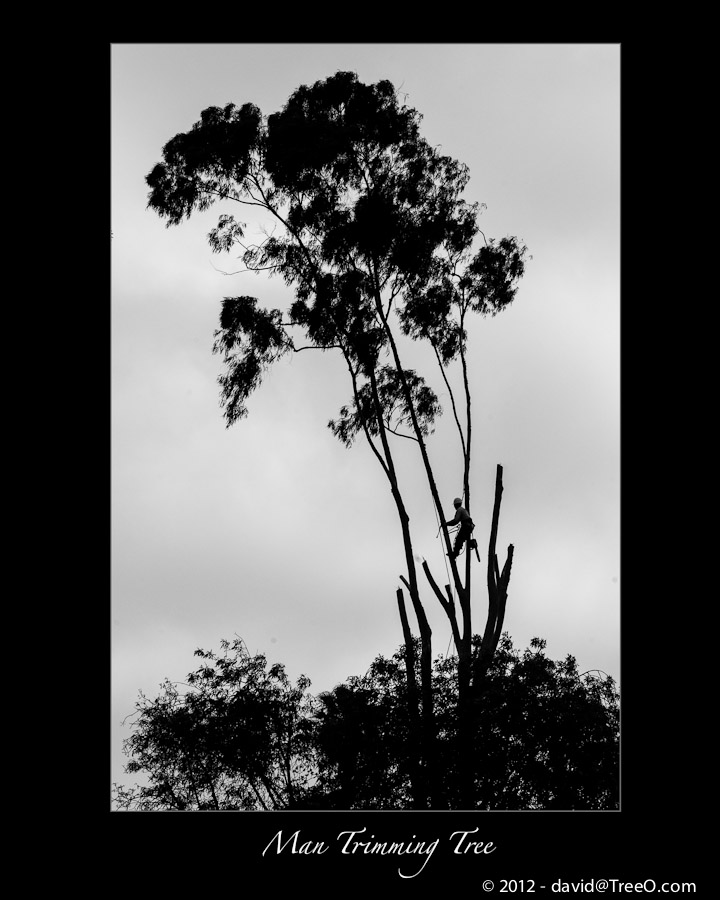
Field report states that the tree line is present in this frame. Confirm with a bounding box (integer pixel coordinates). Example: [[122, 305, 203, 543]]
[[113, 634, 618, 810]]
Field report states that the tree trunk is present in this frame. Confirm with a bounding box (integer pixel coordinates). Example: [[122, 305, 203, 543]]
[[362, 365, 438, 807], [397, 588, 427, 808], [420, 464, 514, 806], [399, 575, 437, 807], [457, 544, 474, 806]]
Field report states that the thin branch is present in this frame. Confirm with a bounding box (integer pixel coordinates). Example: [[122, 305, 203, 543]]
[[431, 341, 467, 458], [209, 260, 280, 276], [420, 560, 461, 651], [244, 175, 324, 286], [384, 423, 419, 442], [291, 343, 342, 353], [248, 777, 270, 811], [457, 302, 472, 507], [197, 185, 269, 210], [345, 358, 389, 479]]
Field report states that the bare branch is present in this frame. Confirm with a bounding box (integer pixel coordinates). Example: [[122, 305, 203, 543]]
[[209, 260, 281, 277], [431, 341, 467, 458], [384, 424, 419, 442], [421, 559, 461, 651], [345, 358, 389, 479], [292, 343, 342, 353]]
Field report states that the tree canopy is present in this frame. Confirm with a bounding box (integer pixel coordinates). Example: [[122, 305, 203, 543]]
[[146, 70, 526, 429], [113, 639, 318, 811], [113, 635, 618, 811]]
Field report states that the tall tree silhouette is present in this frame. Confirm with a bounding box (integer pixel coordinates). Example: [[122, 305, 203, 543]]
[[146, 70, 528, 807]]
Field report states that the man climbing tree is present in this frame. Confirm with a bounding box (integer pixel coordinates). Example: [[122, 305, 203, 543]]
[[146, 70, 528, 807], [445, 497, 475, 560]]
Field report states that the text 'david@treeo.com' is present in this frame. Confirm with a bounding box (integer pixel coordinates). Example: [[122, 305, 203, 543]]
[[478, 880, 696, 894]]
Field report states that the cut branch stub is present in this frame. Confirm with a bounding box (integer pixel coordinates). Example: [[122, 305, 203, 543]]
[[474, 465, 514, 684]]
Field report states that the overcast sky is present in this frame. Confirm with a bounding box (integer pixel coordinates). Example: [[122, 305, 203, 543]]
[[110, 43, 620, 795]]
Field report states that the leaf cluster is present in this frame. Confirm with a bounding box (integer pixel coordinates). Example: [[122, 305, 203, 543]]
[[146, 103, 263, 226], [211, 297, 291, 425]]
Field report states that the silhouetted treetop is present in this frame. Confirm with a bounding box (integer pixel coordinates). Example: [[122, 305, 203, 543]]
[[145, 70, 527, 425], [147, 102, 263, 226]]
